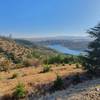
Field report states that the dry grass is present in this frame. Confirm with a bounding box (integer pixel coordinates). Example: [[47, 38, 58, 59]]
[[0, 64, 84, 98]]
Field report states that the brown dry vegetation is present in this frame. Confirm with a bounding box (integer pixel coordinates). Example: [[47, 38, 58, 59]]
[[0, 37, 60, 71], [0, 64, 84, 98], [0, 37, 89, 100]]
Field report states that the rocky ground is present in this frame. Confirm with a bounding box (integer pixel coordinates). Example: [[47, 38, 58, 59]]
[[35, 78, 100, 100]]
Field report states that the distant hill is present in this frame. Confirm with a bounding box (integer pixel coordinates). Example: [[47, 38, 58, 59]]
[[26, 36, 91, 51], [24, 36, 91, 41]]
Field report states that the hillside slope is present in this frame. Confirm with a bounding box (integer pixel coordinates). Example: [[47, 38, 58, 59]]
[[0, 37, 59, 71], [0, 37, 33, 70]]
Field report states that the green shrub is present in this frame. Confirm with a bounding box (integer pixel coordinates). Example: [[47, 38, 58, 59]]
[[53, 75, 63, 90], [44, 55, 64, 64], [44, 54, 79, 65], [13, 83, 26, 99], [43, 64, 51, 73]]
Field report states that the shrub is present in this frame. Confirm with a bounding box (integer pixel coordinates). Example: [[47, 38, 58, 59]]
[[72, 73, 81, 85], [0, 60, 11, 72], [43, 64, 51, 73], [22, 59, 32, 67], [13, 83, 26, 99], [32, 52, 40, 58], [44, 54, 79, 65], [69, 62, 72, 65], [44, 55, 64, 64], [62, 63, 65, 66], [3, 66, 9, 72], [52, 75, 63, 90], [76, 63, 80, 68], [11, 73, 18, 79]]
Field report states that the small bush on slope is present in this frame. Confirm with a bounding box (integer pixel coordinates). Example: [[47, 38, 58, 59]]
[[72, 73, 81, 85], [43, 64, 51, 73], [52, 75, 63, 91], [13, 83, 26, 99], [11, 73, 19, 79], [76, 63, 80, 68]]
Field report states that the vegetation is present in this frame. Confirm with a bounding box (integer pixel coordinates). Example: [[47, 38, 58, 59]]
[[72, 73, 81, 85], [0, 37, 59, 71], [43, 64, 51, 73], [81, 23, 100, 74], [13, 83, 26, 99], [76, 63, 80, 68], [0, 36, 81, 72], [11, 73, 18, 79], [0, 60, 11, 72], [52, 74, 63, 90], [44, 54, 79, 64]]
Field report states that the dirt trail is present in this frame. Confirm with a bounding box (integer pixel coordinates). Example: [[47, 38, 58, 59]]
[[38, 78, 100, 100]]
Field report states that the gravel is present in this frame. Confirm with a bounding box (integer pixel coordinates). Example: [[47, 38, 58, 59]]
[[29, 78, 100, 100]]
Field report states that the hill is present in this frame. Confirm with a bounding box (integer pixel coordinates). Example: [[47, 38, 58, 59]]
[[0, 37, 58, 71], [0, 37, 33, 71], [25, 36, 91, 51]]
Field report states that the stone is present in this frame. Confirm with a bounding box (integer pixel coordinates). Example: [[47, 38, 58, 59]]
[[95, 88, 100, 92]]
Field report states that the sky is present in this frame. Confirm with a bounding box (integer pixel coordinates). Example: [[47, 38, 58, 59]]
[[0, 0, 100, 38]]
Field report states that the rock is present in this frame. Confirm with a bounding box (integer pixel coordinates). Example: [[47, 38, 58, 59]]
[[95, 88, 100, 91]]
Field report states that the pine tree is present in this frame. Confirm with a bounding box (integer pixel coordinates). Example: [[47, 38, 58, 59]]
[[82, 23, 100, 74]]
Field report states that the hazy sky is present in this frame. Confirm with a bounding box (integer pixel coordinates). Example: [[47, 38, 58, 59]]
[[0, 0, 100, 38]]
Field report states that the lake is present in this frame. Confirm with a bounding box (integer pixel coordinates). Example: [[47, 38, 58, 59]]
[[47, 45, 82, 55]]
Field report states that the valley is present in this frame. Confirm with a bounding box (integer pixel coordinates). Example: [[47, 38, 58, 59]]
[[29, 36, 91, 51], [0, 1, 100, 100], [0, 36, 99, 100]]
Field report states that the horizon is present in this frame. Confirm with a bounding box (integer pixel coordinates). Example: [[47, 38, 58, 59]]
[[0, 34, 90, 39], [0, 0, 100, 38]]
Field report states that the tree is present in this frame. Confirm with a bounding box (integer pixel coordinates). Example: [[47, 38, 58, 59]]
[[82, 23, 100, 74]]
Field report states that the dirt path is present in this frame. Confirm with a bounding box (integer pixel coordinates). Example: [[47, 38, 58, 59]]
[[38, 78, 100, 100]]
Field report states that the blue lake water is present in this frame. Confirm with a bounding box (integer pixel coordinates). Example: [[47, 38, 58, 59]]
[[48, 45, 82, 55]]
